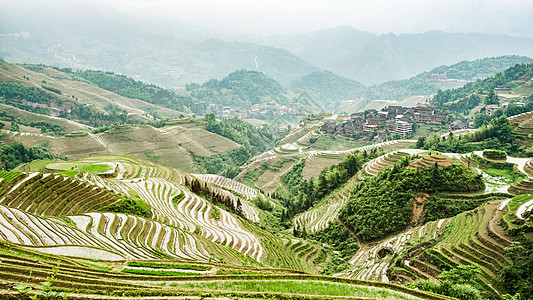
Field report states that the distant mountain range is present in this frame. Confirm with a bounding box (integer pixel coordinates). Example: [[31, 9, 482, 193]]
[[289, 56, 532, 111], [265, 28, 533, 84], [2, 0, 533, 91]]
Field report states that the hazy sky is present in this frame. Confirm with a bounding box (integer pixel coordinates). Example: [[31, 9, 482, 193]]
[[91, 0, 533, 37]]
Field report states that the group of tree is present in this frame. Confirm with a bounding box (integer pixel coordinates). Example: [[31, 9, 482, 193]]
[[339, 157, 484, 241], [205, 113, 275, 154], [432, 62, 533, 108], [417, 116, 525, 156], [0, 81, 56, 105], [500, 226, 533, 298], [408, 265, 484, 300], [0, 142, 58, 171], [72, 70, 198, 113], [58, 104, 141, 128], [185, 177, 243, 219], [99, 194, 152, 218], [187, 70, 291, 108], [272, 148, 384, 224]]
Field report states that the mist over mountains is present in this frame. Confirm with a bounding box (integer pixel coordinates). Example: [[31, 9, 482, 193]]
[[2, 0, 533, 90]]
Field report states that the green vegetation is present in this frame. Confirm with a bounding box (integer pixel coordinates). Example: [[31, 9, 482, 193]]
[[473, 99, 533, 128], [98, 193, 151, 218], [340, 157, 484, 241], [418, 117, 525, 156], [59, 170, 79, 178], [167, 279, 420, 299], [205, 113, 276, 153], [0, 77, 142, 128], [423, 193, 504, 222], [433, 62, 533, 111], [73, 69, 297, 117], [280, 158, 306, 193], [186, 177, 244, 218], [122, 268, 199, 276], [127, 261, 211, 271], [29, 121, 66, 135], [308, 135, 360, 150], [499, 199, 533, 298], [187, 70, 291, 108], [408, 271, 483, 300], [80, 163, 112, 174], [195, 113, 281, 177], [41, 83, 62, 94], [273, 150, 379, 224], [483, 149, 507, 160], [309, 221, 359, 259], [0, 110, 65, 136], [0, 80, 56, 105], [73, 70, 195, 113], [60, 103, 140, 128], [363, 56, 532, 101], [0, 141, 58, 171]]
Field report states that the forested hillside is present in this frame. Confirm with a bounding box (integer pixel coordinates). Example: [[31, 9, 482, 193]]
[[72, 70, 199, 113], [433, 62, 533, 107], [339, 157, 484, 241], [0, 75, 138, 128], [362, 56, 532, 101], [186, 70, 293, 108]]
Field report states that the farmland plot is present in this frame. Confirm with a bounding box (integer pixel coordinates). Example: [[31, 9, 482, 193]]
[[0, 204, 207, 261], [120, 177, 264, 261]]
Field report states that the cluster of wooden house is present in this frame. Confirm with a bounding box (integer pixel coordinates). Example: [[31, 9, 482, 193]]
[[321, 103, 468, 141]]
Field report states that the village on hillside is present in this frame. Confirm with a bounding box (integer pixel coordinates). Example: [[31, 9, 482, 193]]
[[321, 102, 469, 142]]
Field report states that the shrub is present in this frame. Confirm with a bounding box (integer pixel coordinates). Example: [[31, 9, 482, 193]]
[[483, 149, 507, 160]]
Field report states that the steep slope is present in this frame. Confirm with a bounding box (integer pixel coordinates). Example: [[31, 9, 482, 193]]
[[0, 156, 331, 272], [0, 60, 183, 121]]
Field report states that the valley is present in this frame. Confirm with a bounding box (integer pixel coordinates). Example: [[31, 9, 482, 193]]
[[1, 13, 533, 299]]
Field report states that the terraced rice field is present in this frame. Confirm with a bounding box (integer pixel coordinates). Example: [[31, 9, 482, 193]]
[[293, 175, 358, 234], [195, 174, 257, 200], [0, 172, 120, 217], [343, 197, 517, 293], [194, 174, 259, 222], [343, 218, 451, 282], [0, 205, 206, 261], [0, 241, 449, 300], [0, 156, 268, 263], [409, 154, 452, 169], [510, 111, 533, 136], [363, 150, 418, 176], [121, 177, 264, 260]]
